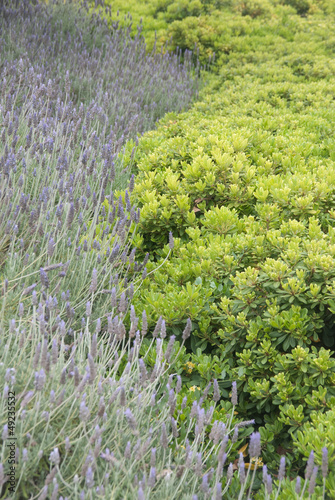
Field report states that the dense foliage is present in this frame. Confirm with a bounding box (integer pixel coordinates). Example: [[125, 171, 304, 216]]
[[99, 0, 335, 66], [0, 0, 333, 498], [92, 0, 335, 495]]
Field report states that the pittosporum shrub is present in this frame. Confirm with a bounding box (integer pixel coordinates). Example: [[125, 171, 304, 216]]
[[91, 2, 335, 479], [100, 0, 335, 68]]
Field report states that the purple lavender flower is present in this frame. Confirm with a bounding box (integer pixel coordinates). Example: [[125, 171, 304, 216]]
[[295, 476, 301, 494], [195, 452, 203, 477], [213, 379, 220, 402], [138, 486, 145, 500], [227, 463, 234, 482], [49, 448, 60, 465], [278, 456, 285, 481], [231, 381, 238, 406], [308, 466, 318, 496], [322, 447, 328, 478], [160, 423, 168, 449], [182, 318, 192, 340], [305, 450, 314, 480], [249, 432, 261, 459], [262, 465, 268, 486], [148, 467, 156, 488], [124, 408, 137, 431]]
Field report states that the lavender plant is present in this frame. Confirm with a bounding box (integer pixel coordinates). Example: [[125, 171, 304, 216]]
[[0, 0, 200, 186], [0, 307, 329, 498], [0, 0, 200, 330]]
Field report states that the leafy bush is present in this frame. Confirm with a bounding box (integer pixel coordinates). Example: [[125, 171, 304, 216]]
[[101, 0, 335, 67], [91, 0, 335, 479]]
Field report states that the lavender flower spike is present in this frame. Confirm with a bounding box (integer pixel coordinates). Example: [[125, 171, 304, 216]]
[[322, 447, 328, 478], [278, 456, 285, 481], [231, 381, 238, 406]]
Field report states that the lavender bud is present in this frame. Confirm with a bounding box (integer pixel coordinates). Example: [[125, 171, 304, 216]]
[[249, 432, 261, 459], [88, 354, 96, 384], [129, 174, 135, 193], [308, 466, 318, 495], [33, 343, 41, 369], [150, 448, 156, 467], [201, 474, 209, 494], [110, 287, 117, 308], [51, 339, 58, 364], [18, 303, 24, 317], [141, 310, 148, 336], [85, 466, 95, 489], [213, 379, 220, 402], [160, 319, 166, 339], [160, 423, 168, 449], [118, 292, 127, 314], [305, 450, 314, 480], [49, 448, 60, 465], [231, 381, 238, 406], [322, 447, 328, 478], [214, 482, 222, 500], [227, 463, 234, 482], [21, 390, 34, 408], [124, 441, 131, 459], [169, 231, 174, 250], [152, 316, 163, 339], [239, 454, 245, 485], [148, 467, 156, 488], [39, 268, 49, 289], [48, 238, 55, 257], [138, 486, 145, 500], [171, 417, 179, 438], [262, 465, 268, 486], [176, 375, 182, 394], [90, 268, 98, 293], [185, 450, 193, 468], [38, 486, 48, 500], [9, 319, 16, 333], [278, 456, 285, 481], [119, 387, 126, 407], [165, 335, 175, 363], [124, 408, 137, 431], [195, 452, 203, 477], [60, 369, 66, 385], [182, 318, 192, 341], [295, 476, 301, 494], [232, 426, 239, 443], [218, 436, 229, 464]]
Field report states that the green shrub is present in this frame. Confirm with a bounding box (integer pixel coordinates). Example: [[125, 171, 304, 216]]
[[89, 0, 335, 486], [100, 0, 335, 67], [93, 70, 335, 473]]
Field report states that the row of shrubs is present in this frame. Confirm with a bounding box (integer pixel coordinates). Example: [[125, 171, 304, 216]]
[[89, 0, 335, 495], [94, 0, 335, 68]]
